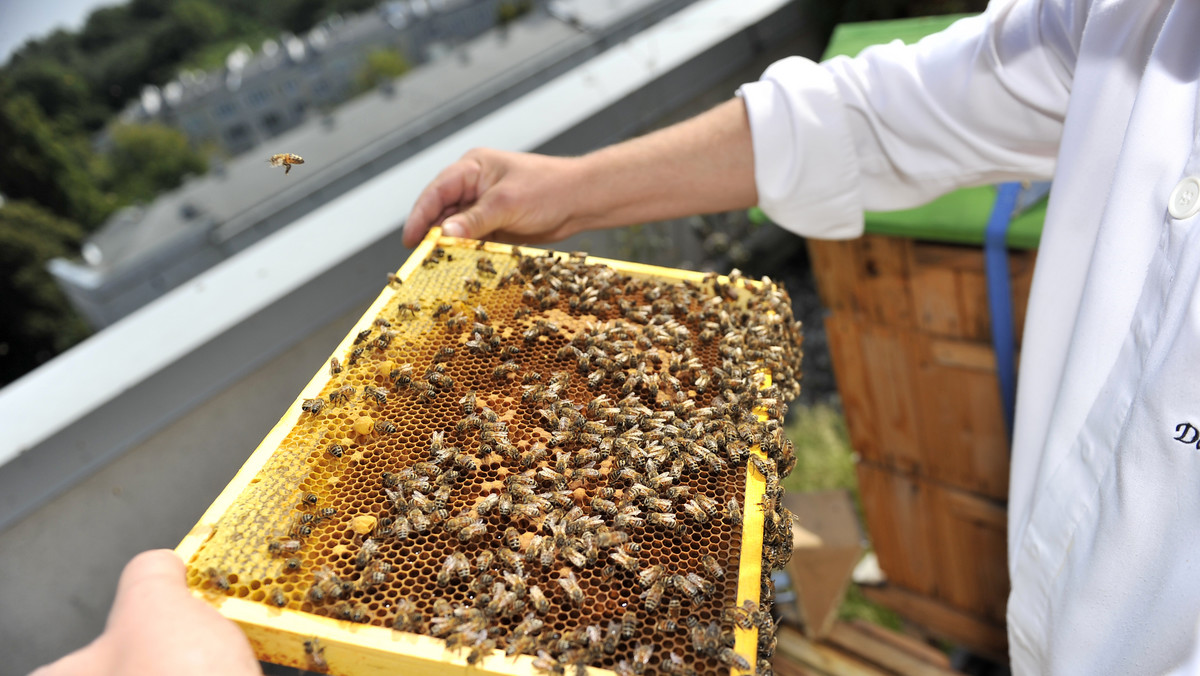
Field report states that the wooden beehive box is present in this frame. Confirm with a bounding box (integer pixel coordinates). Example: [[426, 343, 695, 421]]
[[808, 234, 1034, 660], [176, 228, 804, 675]]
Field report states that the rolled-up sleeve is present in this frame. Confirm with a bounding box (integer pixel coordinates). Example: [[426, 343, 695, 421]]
[[738, 0, 1080, 239]]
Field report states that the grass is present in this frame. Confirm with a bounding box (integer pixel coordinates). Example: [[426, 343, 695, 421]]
[[782, 402, 903, 630]]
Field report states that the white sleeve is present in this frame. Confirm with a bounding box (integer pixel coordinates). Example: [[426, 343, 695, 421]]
[[737, 0, 1083, 239]]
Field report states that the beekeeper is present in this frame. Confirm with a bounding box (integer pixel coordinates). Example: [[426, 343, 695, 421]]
[[403, 1, 1200, 673]]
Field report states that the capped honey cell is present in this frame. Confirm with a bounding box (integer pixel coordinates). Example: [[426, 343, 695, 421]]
[[181, 233, 801, 676]]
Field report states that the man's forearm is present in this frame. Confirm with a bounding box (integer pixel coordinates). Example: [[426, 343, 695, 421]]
[[570, 98, 757, 231]]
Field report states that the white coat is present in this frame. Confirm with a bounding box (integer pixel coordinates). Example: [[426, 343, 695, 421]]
[[737, 0, 1200, 672]]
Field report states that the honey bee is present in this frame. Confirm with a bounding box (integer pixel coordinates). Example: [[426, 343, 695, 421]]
[[558, 571, 585, 607], [327, 443, 345, 458], [206, 567, 231, 591], [632, 642, 654, 675], [701, 554, 725, 580], [458, 520, 488, 542], [718, 647, 751, 670], [355, 538, 379, 568], [374, 420, 398, 434], [390, 363, 414, 387], [301, 398, 325, 415], [363, 385, 388, 404], [476, 258, 497, 275], [328, 357, 342, 375], [327, 385, 355, 405], [302, 492, 319, 505], [268, 153, 304, 175], [397, 301, 421, 317], [464, 278, 483, 293], [726, 497, 743, 525], [446, 313, 468, 330], [434, 346, 456, 363], [528, 585, 550, 614], [349, 346, 365, 365], [385, 599, 421, 635], [484, 358, 516, 378], [269, 587, 288, 607], [268, 538, 302, 556], [438, 551, 470, 586], [433, 302, 453, 318], [304, 637, 327, 670], [387, 272, 403, 287]]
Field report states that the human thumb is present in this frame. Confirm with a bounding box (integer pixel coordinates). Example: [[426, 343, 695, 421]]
[[441, 202, 492, 240]]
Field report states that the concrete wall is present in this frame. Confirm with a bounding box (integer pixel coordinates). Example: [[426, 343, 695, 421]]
[[0, 303, 366, 673]]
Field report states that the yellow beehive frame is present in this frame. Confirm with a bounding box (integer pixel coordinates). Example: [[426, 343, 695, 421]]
[[176, 228, 769, 675]]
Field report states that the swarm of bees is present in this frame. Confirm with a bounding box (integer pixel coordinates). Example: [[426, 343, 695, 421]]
[[268, 152, 305, 175], [191, 242, 802, 676]]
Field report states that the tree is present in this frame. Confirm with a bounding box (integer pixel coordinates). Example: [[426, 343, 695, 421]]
[[102, 123, 208, 204], [353, 49, 411, 95], [0, 90, 108, 227], [0, 201, 92, 386]]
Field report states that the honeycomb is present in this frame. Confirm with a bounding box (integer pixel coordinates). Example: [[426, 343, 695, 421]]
[[181, 233, 801, 676]]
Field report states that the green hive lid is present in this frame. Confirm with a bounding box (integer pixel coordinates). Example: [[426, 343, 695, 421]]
[[822, 15, 1044, 249]]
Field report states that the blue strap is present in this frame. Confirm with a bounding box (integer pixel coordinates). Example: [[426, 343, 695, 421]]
[[984, 182, 1022, 447]]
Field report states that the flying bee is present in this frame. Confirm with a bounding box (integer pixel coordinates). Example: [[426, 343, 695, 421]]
[[304, 637, 327, 671], [268, 152, 304, 175], [558, 571, 585, 607], [206, 567, 231, 591], [301, 398, 325, 415], [397, 301, 421, 317], [328, 357, 342, 375]]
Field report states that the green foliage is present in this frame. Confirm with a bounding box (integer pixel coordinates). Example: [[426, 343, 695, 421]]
[[0, 90, 109, 227], [354, 49, 411, 95], [102, 124, 209, 203], [0, 201, 92, 386], [497, 0, 534, 26], [782, 404, 903, 629]]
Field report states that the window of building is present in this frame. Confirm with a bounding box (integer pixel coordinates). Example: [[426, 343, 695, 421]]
[[247, 89, 271, 107], [214, 101, 237, 119]]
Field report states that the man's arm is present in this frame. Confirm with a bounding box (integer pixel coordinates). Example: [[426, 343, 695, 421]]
[[402, 98, 756, 246]]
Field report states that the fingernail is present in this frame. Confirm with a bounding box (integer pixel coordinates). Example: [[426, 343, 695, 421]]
[[442, 221, 465, 238]]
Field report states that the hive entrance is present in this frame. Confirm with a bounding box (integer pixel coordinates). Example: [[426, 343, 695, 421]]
[[184, 237, 801, 676]]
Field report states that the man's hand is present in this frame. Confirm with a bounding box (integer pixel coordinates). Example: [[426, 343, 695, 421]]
[[33, 550, 261, 676], [402, 98, 758, 248], [403, 149, 583, 247]]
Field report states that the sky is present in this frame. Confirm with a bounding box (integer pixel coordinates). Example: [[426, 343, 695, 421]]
[[0, 0, 122, 64]]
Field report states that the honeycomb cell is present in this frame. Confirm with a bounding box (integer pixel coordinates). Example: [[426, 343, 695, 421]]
[[184, 241, 802, 676]]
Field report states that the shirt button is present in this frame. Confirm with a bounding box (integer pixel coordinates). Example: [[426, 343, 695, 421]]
[[1169, 176, 1200, 219]]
